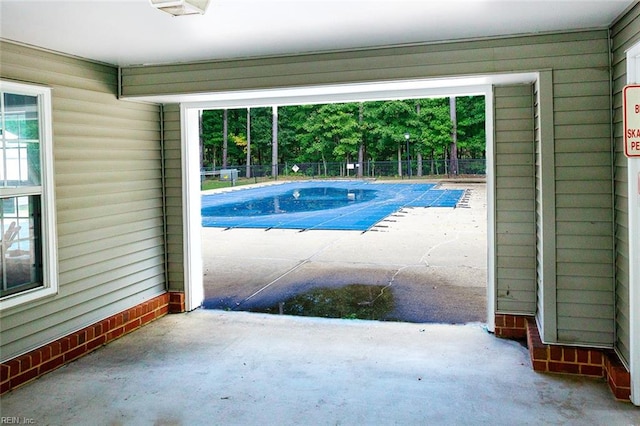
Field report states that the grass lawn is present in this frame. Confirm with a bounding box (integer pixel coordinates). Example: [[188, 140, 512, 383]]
[[201, 178, 259, 191]]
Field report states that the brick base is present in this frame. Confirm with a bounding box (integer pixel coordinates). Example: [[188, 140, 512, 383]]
[[495, 314, 632, 402], [494, 314, 528, 339], [1, 293, 169, 395], [604, 349, 632, 400], [525, 317, 607, 377], [168, 291, 186, 313]]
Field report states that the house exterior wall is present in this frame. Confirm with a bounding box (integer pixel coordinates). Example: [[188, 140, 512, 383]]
[[120, 31, 609, 99], [0, 41, 166, 361], [161, 104, 184, 293], [552, 60, 614, 347], [493, 84, 536, 315], [535, 72, 559, 344], [611, 2, 640, 367], [136, 30, 616, 347]]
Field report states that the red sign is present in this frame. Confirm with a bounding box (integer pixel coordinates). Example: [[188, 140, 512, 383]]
[[623, 85, 640, 157]]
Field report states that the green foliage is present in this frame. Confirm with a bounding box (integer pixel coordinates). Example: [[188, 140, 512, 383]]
[[201, 109, 223, 168], [300, 103, 361, 161], [201, 96, 485, 167], [415, 98, 453, 156], [249, 107, 276, 164], [456, 96, 486, 158]]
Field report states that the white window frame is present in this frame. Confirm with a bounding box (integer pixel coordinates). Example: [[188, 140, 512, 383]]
[[0, 80, 57, 310]]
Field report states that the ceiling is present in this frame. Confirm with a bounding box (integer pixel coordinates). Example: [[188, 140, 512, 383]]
[[0, 0, 635, 67]]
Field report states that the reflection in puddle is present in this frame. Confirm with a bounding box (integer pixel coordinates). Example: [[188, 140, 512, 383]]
[[253, 284, 394, 320]]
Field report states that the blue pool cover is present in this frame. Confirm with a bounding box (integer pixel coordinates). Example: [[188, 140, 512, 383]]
[[202, 181, 464, 231]]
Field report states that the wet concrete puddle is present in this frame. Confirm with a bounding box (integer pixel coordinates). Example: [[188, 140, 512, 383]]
[[250, 284, 394, 320]]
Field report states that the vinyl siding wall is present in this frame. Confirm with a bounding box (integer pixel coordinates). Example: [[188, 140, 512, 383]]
[[611, 3, 640, 366], [493, 84, 536, 314], [553, 61, 614, 346], [0, 42, 166, 361], [123, 30, 615, 346], [162, 104, 184, 292], [535, 72, 558, 343], [120, 32, 609, 99]]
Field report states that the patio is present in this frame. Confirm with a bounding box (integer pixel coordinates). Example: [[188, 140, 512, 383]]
[[1, 309, 638, 425]]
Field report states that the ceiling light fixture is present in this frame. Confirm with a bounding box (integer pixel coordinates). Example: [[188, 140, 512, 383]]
[[150, 0, 210, 16]]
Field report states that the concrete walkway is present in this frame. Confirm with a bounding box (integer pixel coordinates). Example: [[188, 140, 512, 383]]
[[1, 310, 638, 425]]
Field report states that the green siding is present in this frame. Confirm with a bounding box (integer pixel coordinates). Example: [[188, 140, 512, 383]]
[[494, 84, 536, 314], [535, 72, 557, 343], [0, 42, 166, 361], [535, 62, 613, 347], [162, 104, 185, 292], [120, 31, 609, 97], [125, 29, 615, 346], [610, 2, 640, 366]]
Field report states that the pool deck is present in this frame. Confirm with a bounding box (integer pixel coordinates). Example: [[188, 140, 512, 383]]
[[202, 180, 487, 323]]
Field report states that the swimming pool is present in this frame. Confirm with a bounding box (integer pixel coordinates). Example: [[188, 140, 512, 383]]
[[201, 181, 464, 231]]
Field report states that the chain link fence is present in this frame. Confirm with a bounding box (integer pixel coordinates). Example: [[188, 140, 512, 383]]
[[202, 159, 485, 184]]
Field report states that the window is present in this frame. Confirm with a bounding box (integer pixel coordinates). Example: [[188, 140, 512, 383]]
[[0, 80, 56, 310]]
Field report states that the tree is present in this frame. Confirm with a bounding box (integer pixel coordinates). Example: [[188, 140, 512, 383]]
[[357, 103, 365, 178], [200, 109, 223, 168], [449, 97, 459, 175], [222, 109, 228, 168], [201, 108, 251, 168], [247, 107, 273, 167], [413, 98, 452, 174], [456, 96, 486, 158], [365, 100, 416, 175], [272, 106, 278, 177], [298, 103, 361, 175], [246, 108, 251, 178], [199, 95, 485, 174], [279, 105, 309, 163]]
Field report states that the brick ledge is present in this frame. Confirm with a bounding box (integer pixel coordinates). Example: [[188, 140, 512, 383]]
[[495, 314, 631, 401], [495, 314, 631, 402], [1, 292, 171, 395], [168, 291, 185, 313]]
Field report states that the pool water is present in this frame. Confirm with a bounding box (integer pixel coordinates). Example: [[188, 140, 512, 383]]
[[201, 181, 464, 231], [204, 187, 378, 217]]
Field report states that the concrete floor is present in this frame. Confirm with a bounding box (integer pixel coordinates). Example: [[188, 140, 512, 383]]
[[1, 310, 638, 425], [2, 181, 638, 424], [202, 182, 487, 323]]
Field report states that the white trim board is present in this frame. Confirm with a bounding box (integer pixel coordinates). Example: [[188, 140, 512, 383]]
[[179, 73, 538, 329], [181, 105, 204, 311], [627, 41, 640, 406]]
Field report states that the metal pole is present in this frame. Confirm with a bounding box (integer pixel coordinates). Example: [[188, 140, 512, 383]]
[[404, 133, 411, 179]]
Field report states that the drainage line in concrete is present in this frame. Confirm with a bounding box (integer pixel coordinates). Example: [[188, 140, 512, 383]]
[[419, 231, 460, 266], [237, 232, 359, 307], [368, 265, 410, 305], [236, 260, 310, 307]]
